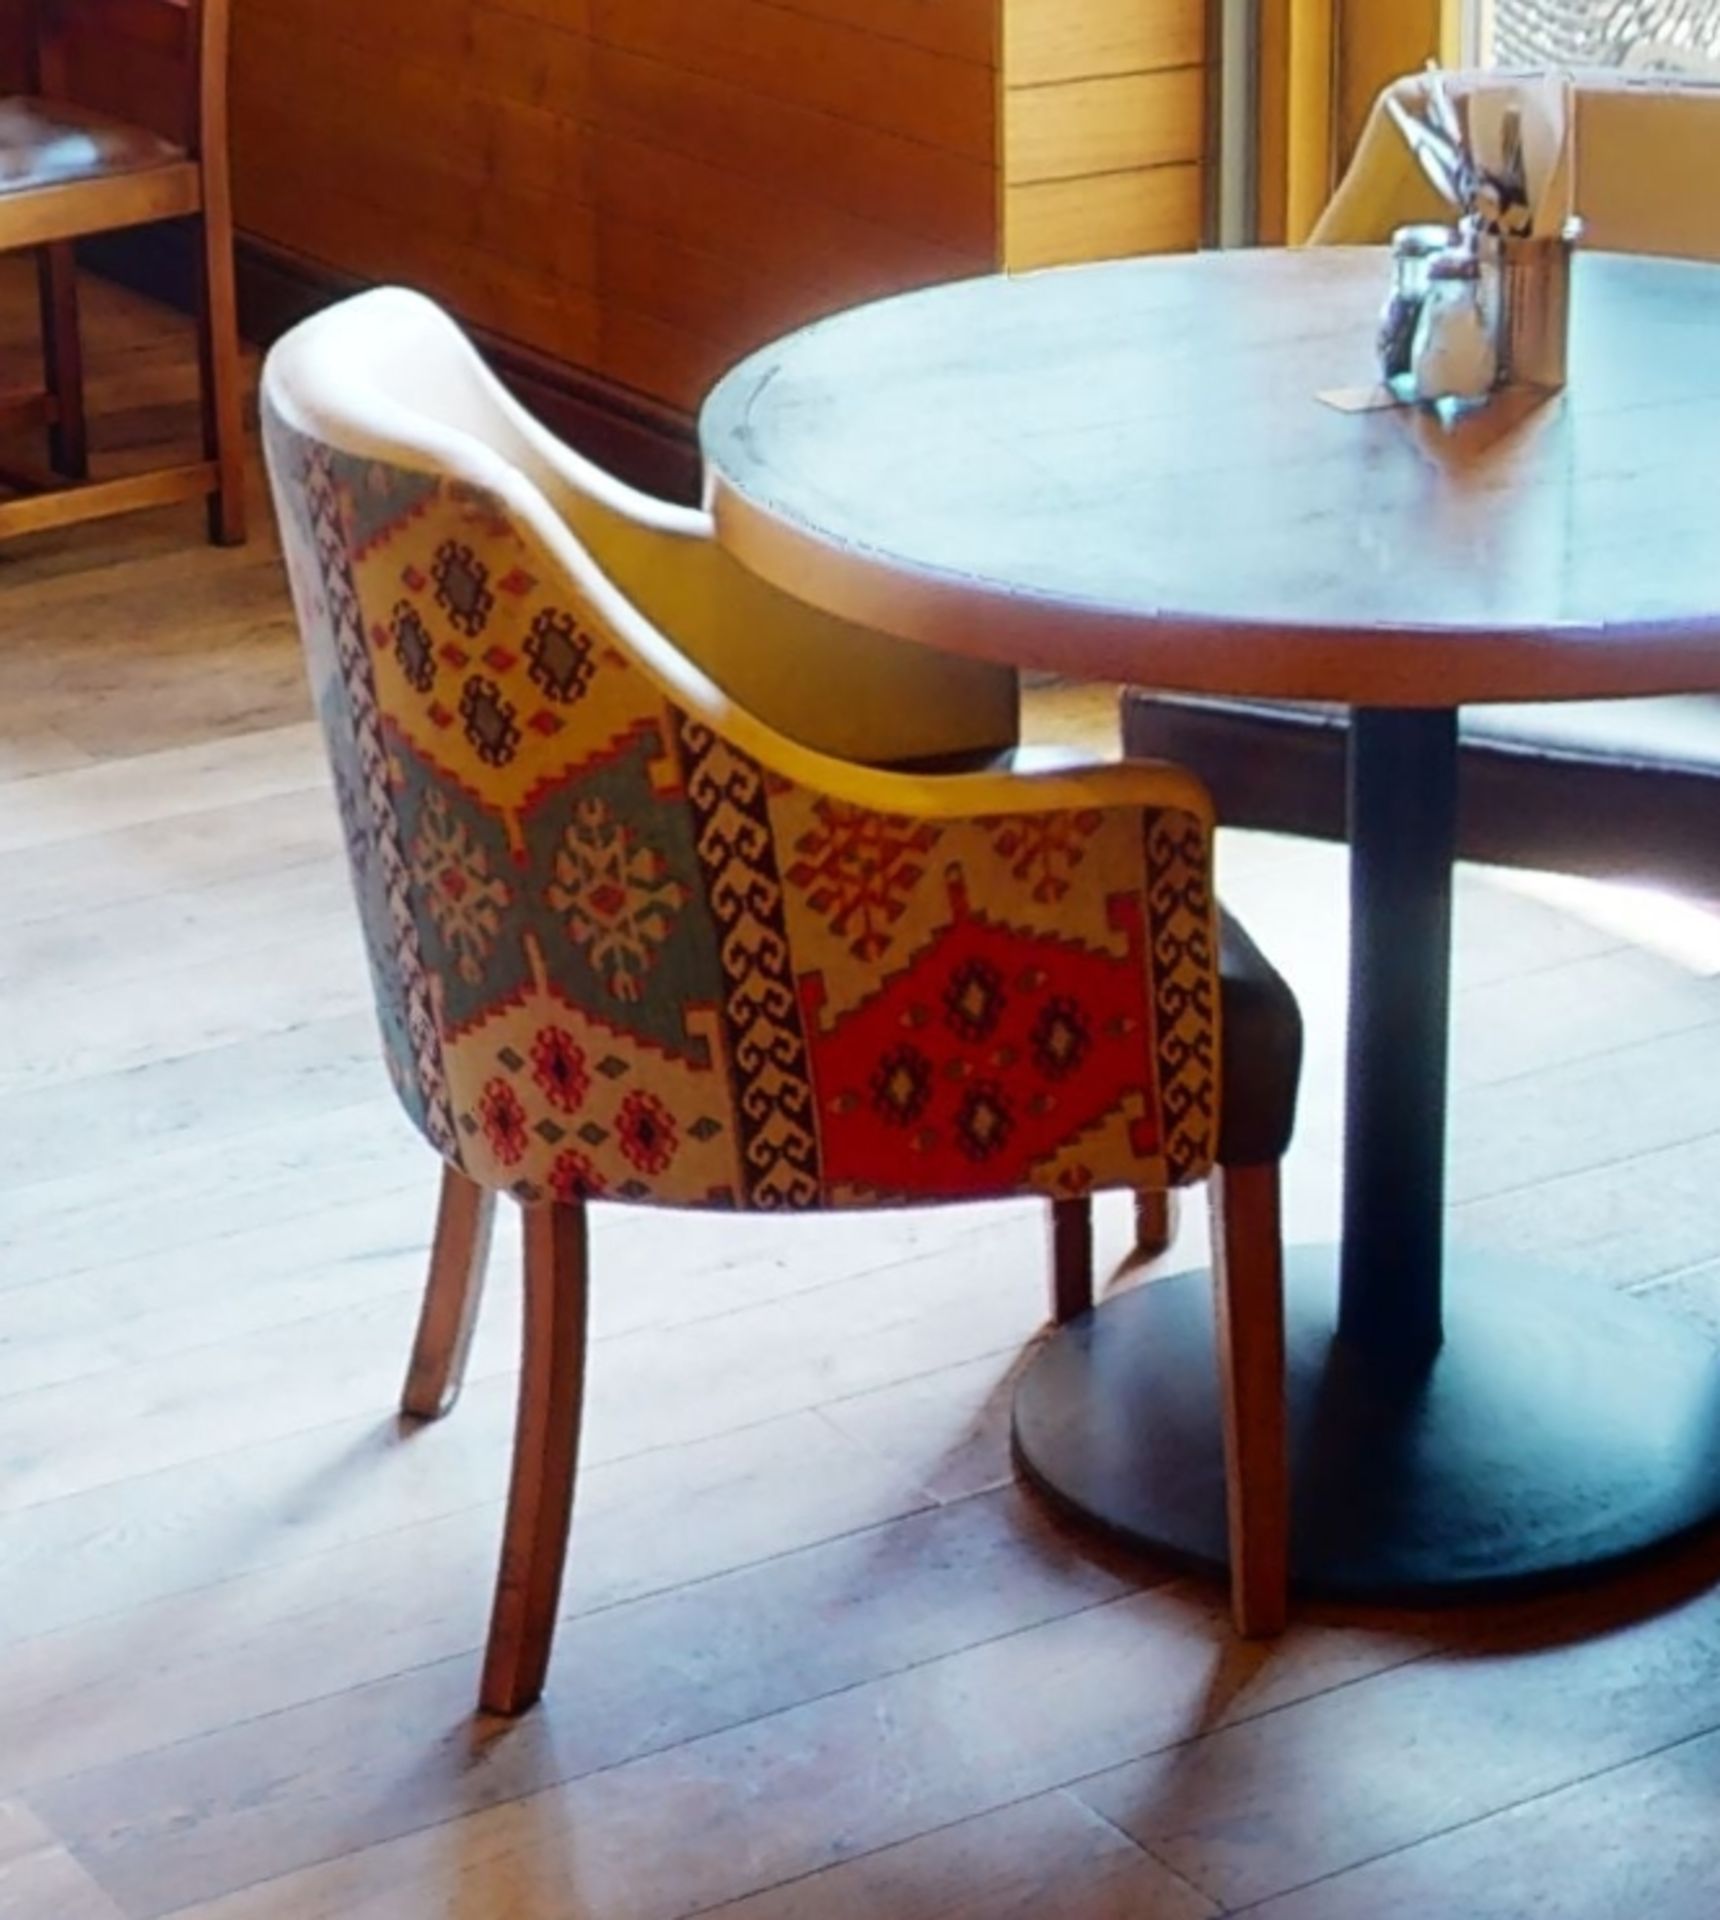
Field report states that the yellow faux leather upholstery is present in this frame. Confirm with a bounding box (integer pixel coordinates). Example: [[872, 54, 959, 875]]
[[1316, 69, 1720, 262], [307, 288, 1020, 771]]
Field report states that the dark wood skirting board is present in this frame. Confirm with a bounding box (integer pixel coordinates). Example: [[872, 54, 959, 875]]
[[82, 222, 702, 504], [1122, 689, 1720, 895]]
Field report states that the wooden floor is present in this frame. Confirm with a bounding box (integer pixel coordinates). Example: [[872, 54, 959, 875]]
[[5, 267, 1720, 1920]]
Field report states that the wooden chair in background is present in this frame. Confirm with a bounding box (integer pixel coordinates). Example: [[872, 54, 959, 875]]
[[0, 0, 243, 542]]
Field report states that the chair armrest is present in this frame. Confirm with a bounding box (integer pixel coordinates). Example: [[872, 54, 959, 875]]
[[671, 717, 1223, 1194]]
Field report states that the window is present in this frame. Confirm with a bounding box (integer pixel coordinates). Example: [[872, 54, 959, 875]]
[[1475, 0, 1720, 71]]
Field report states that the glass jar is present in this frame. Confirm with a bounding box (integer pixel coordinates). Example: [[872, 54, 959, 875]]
[[1410, 247, 1498, 405], [1378, 223, 1456, 389]]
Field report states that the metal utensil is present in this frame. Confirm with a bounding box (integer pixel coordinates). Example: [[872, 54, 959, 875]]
[[1385, 92, 1467, 208]]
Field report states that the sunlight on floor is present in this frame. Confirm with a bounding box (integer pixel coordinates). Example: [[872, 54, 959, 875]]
[[1492, 868, 1720, 977]]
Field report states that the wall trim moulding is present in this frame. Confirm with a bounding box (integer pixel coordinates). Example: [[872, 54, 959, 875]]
[[83, 223, 703, 505]]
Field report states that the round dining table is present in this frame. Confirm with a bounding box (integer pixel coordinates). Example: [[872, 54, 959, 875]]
[[699, 246, 1720, 1600]]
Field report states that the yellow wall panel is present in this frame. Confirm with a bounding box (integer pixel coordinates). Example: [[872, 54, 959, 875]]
[[1006, 161, 1202, 267], [1006, 0, 1204, 87], [1003, 66, 1205, 185], [1339, 0, 1443, 162]]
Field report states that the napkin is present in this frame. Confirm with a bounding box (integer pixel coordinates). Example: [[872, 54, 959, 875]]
[[1387, 68, 1577, 241]]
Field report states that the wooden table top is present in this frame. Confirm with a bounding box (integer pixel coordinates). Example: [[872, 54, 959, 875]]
[[701, 248, 1720, 707]]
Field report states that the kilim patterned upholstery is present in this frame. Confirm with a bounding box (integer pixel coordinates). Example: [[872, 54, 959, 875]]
[[262, 291, 1223, 1216]]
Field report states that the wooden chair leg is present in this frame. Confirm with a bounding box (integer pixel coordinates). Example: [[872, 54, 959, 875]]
[[195, 209, 247, 545], [481, 1200, 590, 1717], [401, 1166, 497, 1420], [36, 244, 87, 480], [1049, 1196, 1094, 1325], [1134, 1188, 1179, 1261], [1208, 1162, 1290, 1637]]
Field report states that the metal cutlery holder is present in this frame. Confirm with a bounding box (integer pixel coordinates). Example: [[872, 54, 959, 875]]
[[1493, 222, 1581, 391]]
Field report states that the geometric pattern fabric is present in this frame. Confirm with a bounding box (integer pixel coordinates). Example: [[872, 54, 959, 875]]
[[266, 418, 1220, 1210]]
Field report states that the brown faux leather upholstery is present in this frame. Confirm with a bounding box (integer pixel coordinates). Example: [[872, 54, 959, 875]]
[[1122, 692, 1720, 893], [1217, 907, 1302, 1169], [0, 98, 182, 193]]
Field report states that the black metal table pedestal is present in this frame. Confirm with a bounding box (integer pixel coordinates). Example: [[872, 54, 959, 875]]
[[1013, 710, 1720, 1598]]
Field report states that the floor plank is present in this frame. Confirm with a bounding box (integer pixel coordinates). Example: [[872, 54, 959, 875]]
[[0, 1800, 127, 1920], [1240, 1721, 1720, 1920], [27, 1494, 1139, 1915], [149, 1588, 1424, 1920], [699, 1791, 1217, 1920], [0, 724, 326, 860], [0, 1411, 945, 1799], [0, 1201, 1046, 1514], [1074, 1558, 1720, 1912]]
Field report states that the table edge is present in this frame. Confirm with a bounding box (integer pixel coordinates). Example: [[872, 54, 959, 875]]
[[706, 469, 1720, 708]]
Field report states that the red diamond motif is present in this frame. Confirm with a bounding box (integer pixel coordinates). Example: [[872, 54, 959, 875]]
[[484, 647, 517, 671], [528, 710, 565, 735], [438, 643, 470, 668], [401, 565, 426, 591], [806, 910, 1157, 1196], [427, 702, 454, 729], [499, 567, 536, 595]]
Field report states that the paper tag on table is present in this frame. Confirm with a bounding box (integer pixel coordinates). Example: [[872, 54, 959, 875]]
[[1316, 384, 1409, 414]]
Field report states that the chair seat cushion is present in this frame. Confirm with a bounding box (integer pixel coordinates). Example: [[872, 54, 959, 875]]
[[1218, 906, 1303, 1169], [1120, 690, 1720, 891], [1460, 695, 1720, 773], [1133, 691, 1720, 772], [0, 97, 182, 194]]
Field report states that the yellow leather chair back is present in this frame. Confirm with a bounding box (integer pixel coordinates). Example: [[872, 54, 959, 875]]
[[261, 286, 1018, 771], [1316, 71, 1720, 264]]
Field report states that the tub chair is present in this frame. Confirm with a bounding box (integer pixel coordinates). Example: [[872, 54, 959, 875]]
[[262, 289, 1303, 1714]]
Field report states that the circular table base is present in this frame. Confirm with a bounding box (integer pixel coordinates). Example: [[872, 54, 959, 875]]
[[1012, 1248, 1720, 1601]]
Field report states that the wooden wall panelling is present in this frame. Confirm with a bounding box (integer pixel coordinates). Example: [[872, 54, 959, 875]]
[[1001, 0, 1210, 271], [593, 309, 741, 420], [254, 0, 473, 65], [1284, 0, 1337, 240], [1005, 0, 1205, 86], [51, 0, 1211, 429], [1003, 66, 1206, 184], [592, 132, 988, 306], [584, 131, 994, 412], [579, 9, 1001, 409], [598, 221, 818, 366], [234, 89, 593, 294], [1337, 0, 1444, 164], [231, 3, 600, 367], [465, 2, 593, 113], [1256, 0, 1292, 243], [588, 41, 997, 256], [235, 10, 595, 244], [1006, 163, 1203, 271], [238, 173, 602, 376], [760, 0, 997, 64], [596, 0, 997, 163]]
